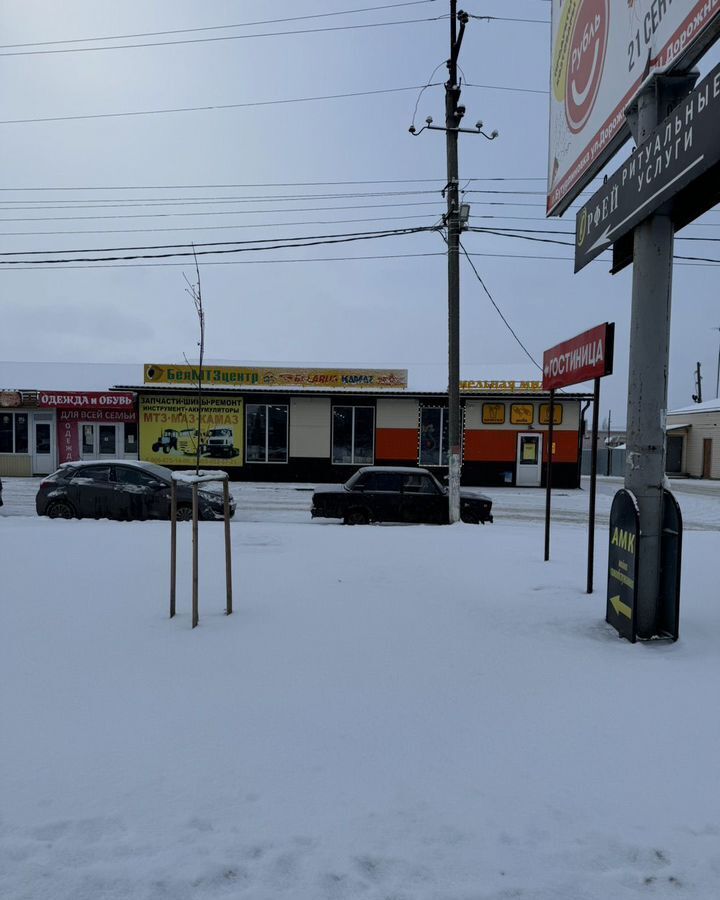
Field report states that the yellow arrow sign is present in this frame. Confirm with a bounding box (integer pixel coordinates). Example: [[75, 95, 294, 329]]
[[610, 595, 632, 620]]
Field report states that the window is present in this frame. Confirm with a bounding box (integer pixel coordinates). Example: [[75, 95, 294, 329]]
[[124, 423, 138, 453], [539, 403, 563, 425], [510, 404, 534, 425], [246, 404, 289, 463], [99, 425, 116, 454], [332, 406, 374, 465], [403, 473, 440, 494], [35, 423, 51, 455], [0, 412, 29, 454], [519, 436, 539, 465], [115, 466, 163, 489], [482, 403, 505, 425], [82, 425, 94, 455], [419, 407, 449, 467], [360, 471, 402, 492], [71, 465, 112, 483]]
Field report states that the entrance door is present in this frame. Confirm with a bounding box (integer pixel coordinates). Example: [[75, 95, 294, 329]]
[[702, 439, 713, 479], [32, 417, 54, 475], [516, 433, 543, 487], [81, 423, 118, 459]]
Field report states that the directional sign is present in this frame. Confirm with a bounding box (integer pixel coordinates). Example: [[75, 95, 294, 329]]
[[542, 323, 614, 391], [606, 489, 640, 642], [575, 60, 720, 273]]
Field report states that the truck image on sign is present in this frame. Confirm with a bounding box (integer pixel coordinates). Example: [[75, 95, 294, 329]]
[[204, 427, 239, 458]]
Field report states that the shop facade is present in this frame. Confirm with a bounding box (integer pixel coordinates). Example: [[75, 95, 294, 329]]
[[0, 390, 138, 476], [121, 366, 590, 488], [666, 400, 720, 478]]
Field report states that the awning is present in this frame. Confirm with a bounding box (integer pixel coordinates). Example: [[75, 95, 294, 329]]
[[666, 424, 690, 432]]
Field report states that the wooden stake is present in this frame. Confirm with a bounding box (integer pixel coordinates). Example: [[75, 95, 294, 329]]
[[224, 480, 233, 615], [192, 483, 199, 628], [170, 479, 177, 618]]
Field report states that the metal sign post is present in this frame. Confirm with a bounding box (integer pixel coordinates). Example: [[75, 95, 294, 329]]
[[544, 390, 555, 562], [587, 377, 601, 594]]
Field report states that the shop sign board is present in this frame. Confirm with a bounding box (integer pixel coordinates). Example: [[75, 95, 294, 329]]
[[144, 364, 407, 390], [606, 489, 640, 642], [548, 0, 720, 216], [459, 380, 543, 393], [542, 323, 614, 391], [38, 391, 135, 410], [139, 395, 244, 467], [575, 60, 720, 271], [0, 390, 22, 408]]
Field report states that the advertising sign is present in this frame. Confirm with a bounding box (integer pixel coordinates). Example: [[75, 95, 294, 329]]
[[459, 380, 543, 393], [139, 395, 244, 467], [606, 489, 640, 642], [542, 323, 614, 391], [38, 391, 135, 411], [548, 0, 720, 216], [575, 60, 720, 271], [144, 364, 407, 390]]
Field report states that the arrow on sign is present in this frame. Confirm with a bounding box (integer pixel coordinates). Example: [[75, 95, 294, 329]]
[[610, 595, 632, 619]]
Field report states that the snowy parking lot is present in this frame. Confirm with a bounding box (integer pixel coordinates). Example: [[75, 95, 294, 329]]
[[2, 476, 720, 899]]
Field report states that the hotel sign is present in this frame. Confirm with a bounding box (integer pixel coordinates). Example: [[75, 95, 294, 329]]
[[144, 364, 407, 390], [543, 323, 614, 391]]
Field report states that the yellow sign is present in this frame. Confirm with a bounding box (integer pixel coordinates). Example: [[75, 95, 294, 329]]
[[482, 403, 506, 425], [139, 395, 244, 467], [539, 403, 563, 425], [144, 364, 407, 390], [510, 404, 534, 425], [460, 380, 543, 393]]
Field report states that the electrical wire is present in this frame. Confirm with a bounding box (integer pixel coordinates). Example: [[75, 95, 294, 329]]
[[0, 15, 444, 58], [0, 1, 439, 50]]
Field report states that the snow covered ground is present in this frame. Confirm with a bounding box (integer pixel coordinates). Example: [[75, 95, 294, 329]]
[[2, 478, 720, 899]]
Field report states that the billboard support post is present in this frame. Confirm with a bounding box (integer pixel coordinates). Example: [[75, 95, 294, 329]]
[[544, 389, 555, 562], [587, 377, 600, 594], [624, 77, 687, 638]]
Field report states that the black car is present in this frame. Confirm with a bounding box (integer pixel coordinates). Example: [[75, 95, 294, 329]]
[[311, 466, 493, 525], [0, 476, 3, 507], [36, 460, 235, 522]]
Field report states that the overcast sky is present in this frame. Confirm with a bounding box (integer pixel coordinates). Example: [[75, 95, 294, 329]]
[[2, 0, 720, 425]]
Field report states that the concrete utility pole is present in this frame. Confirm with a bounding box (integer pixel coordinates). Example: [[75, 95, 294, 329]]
[[624, 73, 696, 639], [445, 0, 464, 522]]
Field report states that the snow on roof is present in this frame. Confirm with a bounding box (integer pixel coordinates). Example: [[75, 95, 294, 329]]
[[669, 399, 720, 415]]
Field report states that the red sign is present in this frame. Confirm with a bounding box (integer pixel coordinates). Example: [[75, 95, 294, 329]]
[[565, 0, 609, 134], [57, 418, 80, 464], [38, 391, 135, 411], [543, 323, 614, 391]]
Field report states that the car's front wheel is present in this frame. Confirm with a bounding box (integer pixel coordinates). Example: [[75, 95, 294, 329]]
[[344, 507, 369, 525], [46, 500, 76, 520]]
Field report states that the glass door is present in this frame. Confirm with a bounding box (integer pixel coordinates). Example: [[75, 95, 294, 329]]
[[516, 433, 543, 487], [33, 419, 54, 475], [81, 423, 118, 459]]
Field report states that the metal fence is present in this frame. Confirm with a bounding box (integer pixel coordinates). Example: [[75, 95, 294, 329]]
[[581, 447, 626, 477]]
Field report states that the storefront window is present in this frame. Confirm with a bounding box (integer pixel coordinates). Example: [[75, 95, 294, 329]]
[[332, 406, 374, 465], [99, 425, 116, 454], [0, 412, 30, 454], [124, 423, 138, 454], [35, 423, 51, 455], [82, 425, 94, 455], [419, 407, 449, 467], [246, 404, 288, 463]]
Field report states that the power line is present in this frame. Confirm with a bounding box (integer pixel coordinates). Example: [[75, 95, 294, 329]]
[[0, 14, 444, 58], [0, 226, 437, 258], [0, 1, 438, 50], [0, 226, 437, 265]]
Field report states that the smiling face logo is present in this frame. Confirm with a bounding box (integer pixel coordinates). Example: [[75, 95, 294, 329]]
[[564, 0, 609, 134]]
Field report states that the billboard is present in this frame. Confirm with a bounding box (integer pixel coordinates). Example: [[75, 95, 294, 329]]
[[139, 395, 244, 467], [144, 364, 407, 390], [543, 323, 614, 391], [548, 0, 720, 216]]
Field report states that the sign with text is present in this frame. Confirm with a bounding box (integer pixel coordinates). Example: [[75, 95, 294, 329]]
[[139, 395, 244, 467], [459, 380, 543, 393], [144, 364, 407, 390], [606, 489, 640, 643], [575, 60, 720, 272], [548, 0, 720, 216], [38, 391, 135, 411], [542, 323, 614, 391]]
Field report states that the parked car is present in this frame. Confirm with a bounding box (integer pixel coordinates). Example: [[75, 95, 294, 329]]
[[36, 460, 235, 522], [311, 466, 493, 525], [0, 476, 3, 507]]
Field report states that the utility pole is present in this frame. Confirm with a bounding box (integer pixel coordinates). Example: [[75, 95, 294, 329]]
[[606, 409, 612, 476], [692, 361, 703, 403], [410, 2, 497, 521], [713, 326, 720, 398], [624, 73, 696, 639]]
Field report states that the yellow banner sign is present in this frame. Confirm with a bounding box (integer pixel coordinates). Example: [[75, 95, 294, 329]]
[[139, 395, 244, 467], [460, 380, 543, 393], [144, 364, 407, 390]]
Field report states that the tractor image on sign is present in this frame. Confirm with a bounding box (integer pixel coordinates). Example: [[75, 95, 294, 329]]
[[152, 428, 179, 453]]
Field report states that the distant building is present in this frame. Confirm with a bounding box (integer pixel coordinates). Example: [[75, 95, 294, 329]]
[[666, 400, 720, 478]]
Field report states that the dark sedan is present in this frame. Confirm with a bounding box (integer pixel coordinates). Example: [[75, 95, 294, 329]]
[[36, 460, 235, 521], [311, 466, 493, 525]]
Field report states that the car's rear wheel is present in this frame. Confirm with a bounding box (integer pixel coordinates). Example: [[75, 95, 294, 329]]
[[344, 507, 369, 525], [46, 500, 75, 520]]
